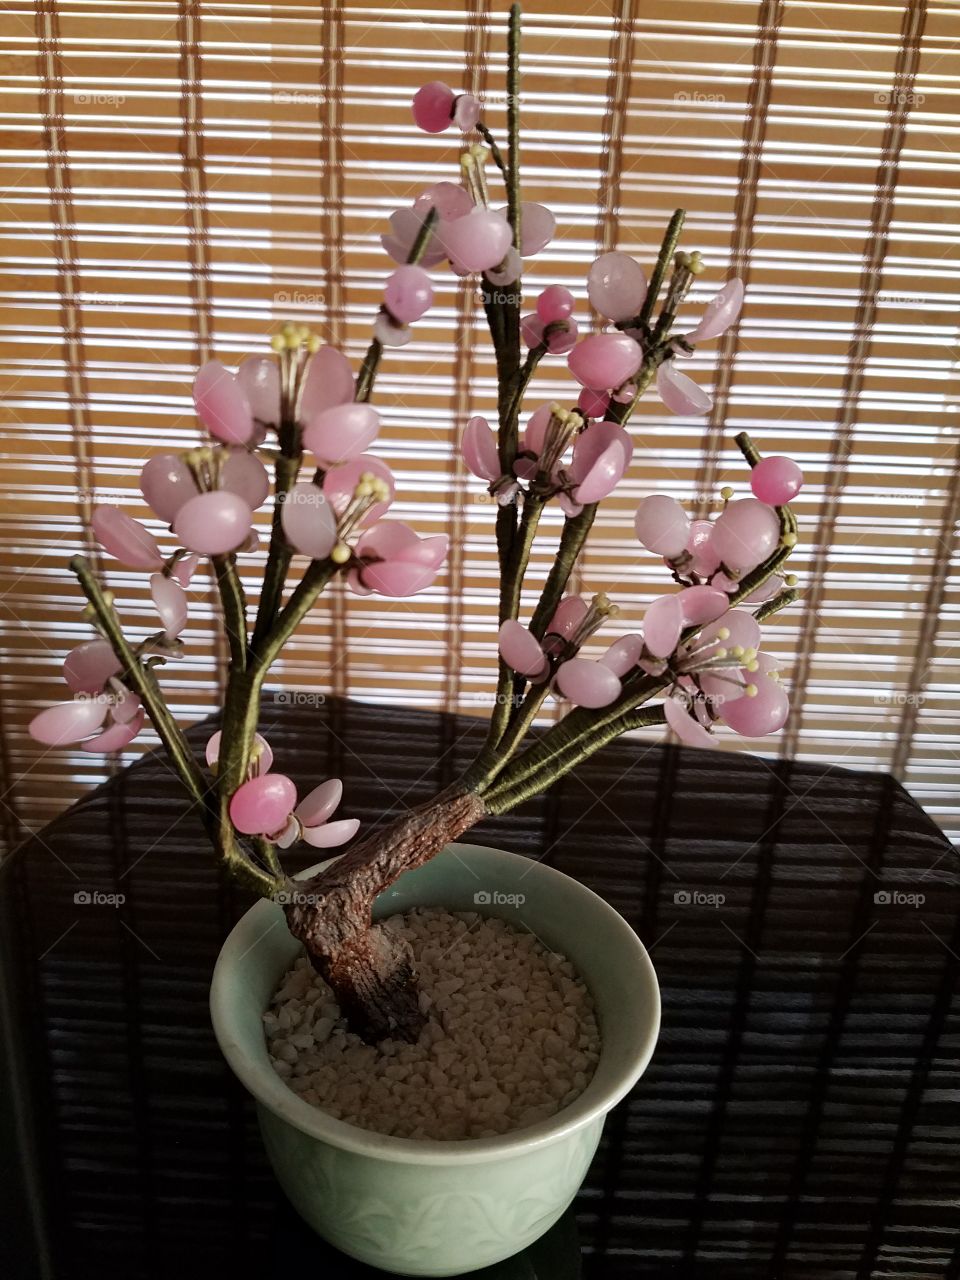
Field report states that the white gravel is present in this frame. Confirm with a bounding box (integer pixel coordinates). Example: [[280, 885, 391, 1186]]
[[262, 907, 601, 1140]]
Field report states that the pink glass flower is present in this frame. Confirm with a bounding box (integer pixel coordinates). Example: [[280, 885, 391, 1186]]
[[635, 495, 690, 559], [412, 81, 456, 133], [498, 619, 549, 680], [568, 333, 643, 391], [350, 522, 449, 597], [92, 505, 164, 570], [303, 402, 380, 467], [229, 773, 298, 836], [193, 361, 256, 446], [385, 265, 434, 324], [276, 778, 360, 849], [750, 455, 803, 506], [685, 278, 744, 344], [30, 670, 144, 752], [323, 456, 395, 528], [441, 208, 513, 274], [281, 482, 338, 559], [656, 359, 713, 416], [587, 251, 647, 323], [150, 573, 188, 641]]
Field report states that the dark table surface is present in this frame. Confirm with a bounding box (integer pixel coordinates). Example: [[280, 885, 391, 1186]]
[[2, 697, 958, 1280]]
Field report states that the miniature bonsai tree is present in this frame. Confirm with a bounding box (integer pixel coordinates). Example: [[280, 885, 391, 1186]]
[[31, 5, 803, 1042]]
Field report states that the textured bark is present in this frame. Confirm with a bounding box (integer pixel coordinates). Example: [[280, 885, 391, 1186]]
[[283, 787, 485, 1041]]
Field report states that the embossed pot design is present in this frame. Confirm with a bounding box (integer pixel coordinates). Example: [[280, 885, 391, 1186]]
[[210, 842, 661, 1276]]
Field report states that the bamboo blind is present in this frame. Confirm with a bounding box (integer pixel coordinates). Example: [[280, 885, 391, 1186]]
[[1, 0, 958, 854]]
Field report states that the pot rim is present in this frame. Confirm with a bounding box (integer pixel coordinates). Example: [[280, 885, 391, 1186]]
[[211, 842, 660, 1166]]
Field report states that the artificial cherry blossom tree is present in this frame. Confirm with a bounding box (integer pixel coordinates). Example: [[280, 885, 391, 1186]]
[[31, 5, 803, 1042]]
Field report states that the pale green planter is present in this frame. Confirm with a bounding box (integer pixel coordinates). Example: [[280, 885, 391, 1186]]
[[210, 842, 660, 1276]]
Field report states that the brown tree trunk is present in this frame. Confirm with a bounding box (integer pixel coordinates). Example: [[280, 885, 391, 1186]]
[[282, 786, 485, 1042]]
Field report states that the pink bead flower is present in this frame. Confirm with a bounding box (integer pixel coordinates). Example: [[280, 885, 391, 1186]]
[[193, 350, 353, 444], [139, 448, 269, 559], [412, 82, 480, 135], [29, 639, 144, 754], [229, 771, 360, 849], [349, 522, 449, 597]]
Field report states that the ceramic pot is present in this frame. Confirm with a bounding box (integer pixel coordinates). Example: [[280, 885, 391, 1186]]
[[210, 841, 660, 1276]]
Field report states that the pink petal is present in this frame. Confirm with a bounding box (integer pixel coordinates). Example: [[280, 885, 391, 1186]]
[[80, 707, 145, 754], [172, 553, 199, 587], [522, 403, 553, 457], [685, 278, 745, 344], [360, 560, 441, 597], [568, 333, 643, 391], [687, 518, 720, 577], [221, 449, 270, 511], [150, 573, 188, 640], [229, 773, 298, 836], [140, 454, 198, 524], [462, 416, 500, 482], [382, 208, 446, 268], [237, 355, 281, 425], [441, 208, 513, 274], [599, 633, 644, 677], [193, 361, 254, 446], [295, 778, 343, 827], [554, 658, 621, 709], [29, 698, 109, 746], [569, 420, 632, 504], [721, 675, 789, 737], [498, 620, 548, 679], [205, 730, 273, 774], [557, 492, 583, 518], [515, 202, 555, 257], [323, 456, 394, 528], [656, 360, 713, 416], [92, 505, 164, 570], [678, 584, 729, 626], [702, 607, 762, 653], [173, 491, 254, 556], [302, 817, 360, 849], [304, 403, 380, 465], [664, 696, 718, 749], [281, 481, 338, 559], [300, 346, 357, 419], [63, 639, 121, 694], [414, 182, 472, 221], [643, 594, 683, 659], [355, 520, 420, 560], [547, 595, 589, 640], [111, 688, 141, 724]]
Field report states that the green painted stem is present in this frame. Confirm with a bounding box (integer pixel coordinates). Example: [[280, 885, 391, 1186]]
[[484, 704, 667, 813], [252, 447, 300, 650], [636, 208, 685, 330], [212, 554, 248, 672]]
